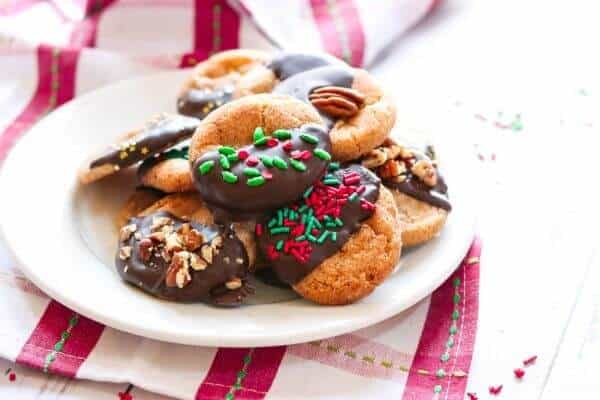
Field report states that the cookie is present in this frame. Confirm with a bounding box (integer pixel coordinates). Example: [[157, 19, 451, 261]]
[[79, 114, 200, 184], [138, 146, 194, 193], [116, 192, 256, 305], [189, 94, 330, 220], [257, 164, 402, 305], [361, 139, 450, 247], [115, 187, 165, 229], [179, 51, 395, 161]]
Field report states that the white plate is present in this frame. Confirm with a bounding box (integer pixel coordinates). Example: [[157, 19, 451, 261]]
[[0, 71, 475, 347]]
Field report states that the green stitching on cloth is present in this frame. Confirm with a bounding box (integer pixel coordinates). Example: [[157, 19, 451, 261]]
[[43, 314, 79, 373], [211, 3, 222, 55], [225, 349, 253, 400]]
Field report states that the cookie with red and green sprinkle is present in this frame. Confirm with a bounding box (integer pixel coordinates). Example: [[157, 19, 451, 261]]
[[189, 94, 329, 221], [257, 164, 402, 305]]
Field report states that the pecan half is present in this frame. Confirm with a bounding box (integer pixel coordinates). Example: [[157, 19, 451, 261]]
[[309, 86, 365, 118]]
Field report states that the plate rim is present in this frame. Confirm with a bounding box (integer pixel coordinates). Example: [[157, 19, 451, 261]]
[[0, 71, 476, 347]]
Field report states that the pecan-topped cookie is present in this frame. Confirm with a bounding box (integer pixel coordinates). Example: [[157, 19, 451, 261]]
[[361, 138, 450, 246]]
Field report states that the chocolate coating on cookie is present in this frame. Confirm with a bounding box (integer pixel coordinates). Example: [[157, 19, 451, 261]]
[[177, 85, 234, 119], [137, 145, 189, 180], [273, 66, 354, 128], [90, 115, 200, 170], [191, 124, 332, 221], [116, 211, 251, 305], [257, 164, 380, 284], [268, 53, 333, 81]]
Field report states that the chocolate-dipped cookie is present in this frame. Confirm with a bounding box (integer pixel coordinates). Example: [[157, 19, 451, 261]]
[[116, 193, 256, 305], [178, 51, 395, 161], [138, 146, 194, 193], [361, 138, 450, 246], [257, 164, 402, 305], [79, 114, 200, 184], [188, 94, 329, 221]]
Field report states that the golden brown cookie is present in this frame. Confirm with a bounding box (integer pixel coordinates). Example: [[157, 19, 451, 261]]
[[256, 164, 402, 305], [137, 146, 194, 193], [115, 187, 165, 229], [189, 94, 333, 220], [79, 114, 199, 184], [361, 139, 451, 247]]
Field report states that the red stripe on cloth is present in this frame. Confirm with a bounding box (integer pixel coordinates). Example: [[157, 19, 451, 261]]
[[195, 348, 250, 399], [310, 0, 343, 60], [402, 238, 481, 400], [336, 0, 365, 67], [193, 0, 240, 58], [16, 302, 105, 377], [242, 346, 287, 395], [69, 0, 118, 48]]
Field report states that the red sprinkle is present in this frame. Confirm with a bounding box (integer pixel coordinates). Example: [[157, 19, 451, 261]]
[[267, 138, 278, 147], [255, 223, 263, 237], [467, 393, 478, 400], [489, 385, 503, 395], [300, 150, 312, 160], [262, 171, 273, 180], [514, 368, 525, 379], [118, 394, 133, 400], [356, 185, 366, 194], [343, 175, 361, 186], [237, 149, 249, 160], [523, 355, 537, 366], [360, 199, 375, 211], [8, 372, 16, 382], [282, 141, 293, 152], [290, 150, 302, 159], [246, 156, 259, 166]]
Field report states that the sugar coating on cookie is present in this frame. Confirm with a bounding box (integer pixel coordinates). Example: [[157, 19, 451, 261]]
[[79, 114, 200, 184], [256, 164, 401, 304], [362, 139, 450, 246]]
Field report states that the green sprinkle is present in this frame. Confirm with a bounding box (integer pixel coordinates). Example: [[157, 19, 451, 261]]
[[260, 155, 273, 167], [317, 231, 330, 243], [447, 337, 454, 348], [218, 146, 236, 155], [222, 171, 238, 183], [313, 148, 331, 160], [273, 129, 292, 140], [295, 235, 306, 242], [289, 211, 297, 220], [453, 294, 461, 304], [313, 218, 322, 229], [247, 176, 266, 187], [451, 310, 460, 320], [300, 133, 319, 144], [440, 353, 450, 362], [335, 218, 343, 226], [283, 208, 289, 218], [243, 167, 261, 177], [348, 192, 359, 202], [268, 218, 277, 228], [436, 369, 446, 378], [290, 159, 307, 171], [434, 385, 442, 394], [323, 178, 340, 186], [303, 187, 313, 198], [220, 154, 231, 169], [307, 234, 317, 243], [301, 214, 307, 224], [198, 160, 215, 175], [275, 240, 284, 251], [270, 227, 290, 235], [453, 278, 461, 287], [329, 162, 340, 171], [449, 325, 457, 335], [227, 153, 239, 162], [272, 156, 288, 169], [331, 232, 337, 241], [254, 136, 269, 146], [277, 210, 283, 226], [253, 127, 265, 142]]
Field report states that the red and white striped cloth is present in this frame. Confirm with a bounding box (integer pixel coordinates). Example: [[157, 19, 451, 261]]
[[0, 1, 479, 399]]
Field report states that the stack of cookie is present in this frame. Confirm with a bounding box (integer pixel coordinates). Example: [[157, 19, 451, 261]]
[[78, 50, 451, 306]]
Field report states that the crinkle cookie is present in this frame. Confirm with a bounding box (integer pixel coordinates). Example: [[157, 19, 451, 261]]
[[79, 114, 200, 184], [189, 94, 331, 220], [137, 146, 194, 193], [256, 164, 402, 305], [178, 51, 396, 161], [116, 193, 256, 305], [361, 138, 450, 247]]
